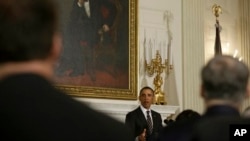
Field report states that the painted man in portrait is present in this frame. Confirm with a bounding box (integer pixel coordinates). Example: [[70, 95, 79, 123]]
[[56, 0, 117, 81]]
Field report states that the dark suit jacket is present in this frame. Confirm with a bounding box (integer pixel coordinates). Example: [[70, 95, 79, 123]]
[[125, 106, 163, 141], [191, 116, 250, 141], [158, 105, 240, 141], [0, 74, 132, 141]]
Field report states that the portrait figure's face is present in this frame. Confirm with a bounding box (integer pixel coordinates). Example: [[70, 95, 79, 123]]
[[139, 89, 154, 109]]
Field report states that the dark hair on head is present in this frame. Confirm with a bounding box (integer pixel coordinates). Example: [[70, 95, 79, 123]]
[[139, 86, 154, 96], [201, 55, 249, 103], [0, 0, 58, 63], [175, 109, 201, 121]]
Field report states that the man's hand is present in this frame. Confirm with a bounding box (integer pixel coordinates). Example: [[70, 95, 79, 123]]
[[102, 24, 110, 32], [138, 129, 146, 141]]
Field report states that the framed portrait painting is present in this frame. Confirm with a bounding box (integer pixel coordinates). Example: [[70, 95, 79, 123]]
[[54, 0, 138, 100]]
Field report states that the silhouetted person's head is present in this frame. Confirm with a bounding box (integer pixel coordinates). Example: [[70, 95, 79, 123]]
[[200, 55, 250, 109], [0, 0, 60, 64], [175, 109, 201, 121], [0, 0, 61, 78]]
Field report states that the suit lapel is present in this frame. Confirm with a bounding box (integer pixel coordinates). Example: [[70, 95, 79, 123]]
[[151, 111, 158, 130], [135, 107, 148, 126]]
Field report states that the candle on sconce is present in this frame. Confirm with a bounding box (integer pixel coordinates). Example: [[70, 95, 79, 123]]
[[159, 42, 164, 60], [155, 30, 158, 53], [149, 39, 153, 61], [169, 54, 172, 65], [144, 40, 148, 62], [143, 29, 148, 62], [170, 50, 173, 65], [171, 54, 173, 65], [164, 41, 168, 62], [153, 39, 156, 59], [152, 39, 157, 59], [167, 42, 172, 64]]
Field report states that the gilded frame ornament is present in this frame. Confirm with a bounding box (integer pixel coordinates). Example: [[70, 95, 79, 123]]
[[55, 0, 138, 100]]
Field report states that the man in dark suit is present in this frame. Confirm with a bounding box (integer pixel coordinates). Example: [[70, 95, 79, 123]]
[[0, 0, 132, 140], [158, 55, 250, 141], [56, 0, 117, 80], [56, 0, 100, 80], [125, 86, 163, 141], [191, 116, 250, 141]]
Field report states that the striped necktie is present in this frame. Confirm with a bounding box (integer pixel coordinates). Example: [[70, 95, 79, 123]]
[[146, 110, 153, 134]]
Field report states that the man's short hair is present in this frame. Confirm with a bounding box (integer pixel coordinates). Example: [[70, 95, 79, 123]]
[[139, 86, 154, 96], [0, 0, 58, 63], [201, 55, 249, 103]]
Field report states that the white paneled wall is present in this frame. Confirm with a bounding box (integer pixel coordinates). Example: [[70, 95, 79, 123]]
[[182, 0, 205, 113], [240, 0, 250, 111]]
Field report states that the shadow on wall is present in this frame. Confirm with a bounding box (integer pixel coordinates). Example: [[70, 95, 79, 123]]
[[140, 58, 148, 88], [164, 65, 179, 106]]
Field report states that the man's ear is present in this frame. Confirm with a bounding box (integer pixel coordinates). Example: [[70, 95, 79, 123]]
[[200, 84, 205, 98]]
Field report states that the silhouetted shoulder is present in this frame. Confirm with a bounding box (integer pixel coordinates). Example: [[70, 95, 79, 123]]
[[191, 116, 250, 141]]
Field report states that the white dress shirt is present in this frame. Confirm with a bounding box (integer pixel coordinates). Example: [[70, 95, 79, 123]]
[[77, 1, 91, 17]]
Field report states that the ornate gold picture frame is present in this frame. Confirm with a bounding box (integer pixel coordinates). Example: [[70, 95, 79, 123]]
[[54, 0, 137, 100]]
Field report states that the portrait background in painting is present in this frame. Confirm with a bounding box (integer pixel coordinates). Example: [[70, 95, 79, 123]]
[[54, 0, 129, 89]]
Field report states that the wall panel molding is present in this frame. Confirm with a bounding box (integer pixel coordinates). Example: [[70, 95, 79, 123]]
[[182, 0, 205, 113], [240, 0, 250, 110]]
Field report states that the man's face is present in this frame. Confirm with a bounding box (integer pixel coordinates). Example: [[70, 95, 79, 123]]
[[139, 89, 154, 109]]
